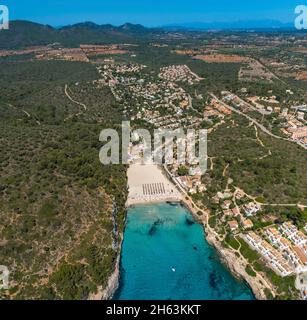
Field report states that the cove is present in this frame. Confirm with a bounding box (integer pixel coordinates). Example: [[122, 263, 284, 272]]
[[113, 203, 254, 300]]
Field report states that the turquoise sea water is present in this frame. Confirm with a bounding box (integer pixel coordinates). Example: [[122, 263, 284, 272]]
[[114, 203, 254, 300]]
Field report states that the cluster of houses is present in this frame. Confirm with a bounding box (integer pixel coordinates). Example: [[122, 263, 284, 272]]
[[158, 65, 203, 85], [281, 111, 307, 146], [242, 202, 261, 217], [210, 190, 259, 232], [222, 91, 273, 115], [222, 91, 264, 114], [96, 63, 166, 105], [246, 95, 280, 114], [225, 212, 254, 232], [174, 173, 205, 195], [242, 231, 294, 277], [96, 62, 204, 131], [264, 226, 307, 272], [96, 63, 145, 86], [279, 222, 307, 254], [204, 99, 232, 122], [226, 218, 253, 232], [149, 114, 201, 130], [242, 222, 307, 277], [221, 89, 307, 147], [105, 63, 145, 74], [128, 80, 191, 116]]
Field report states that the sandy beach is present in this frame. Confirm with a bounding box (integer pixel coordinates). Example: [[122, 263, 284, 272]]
[[126, 163, 183, 206]]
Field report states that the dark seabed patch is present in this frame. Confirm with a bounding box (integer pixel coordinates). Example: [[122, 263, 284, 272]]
[[148, 218, 164, 236], [185, 217, 195, 226], [209, 271, 219, 289]]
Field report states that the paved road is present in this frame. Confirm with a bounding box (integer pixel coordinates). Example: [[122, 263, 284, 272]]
[[232, 93, 271, 115], [210, 93, 307, 150]]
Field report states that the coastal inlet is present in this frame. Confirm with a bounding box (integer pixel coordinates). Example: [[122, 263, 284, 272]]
[[113, 203, 254, 300]]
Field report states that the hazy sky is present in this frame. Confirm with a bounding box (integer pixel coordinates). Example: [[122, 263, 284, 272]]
[[4, 0, 300, 26]]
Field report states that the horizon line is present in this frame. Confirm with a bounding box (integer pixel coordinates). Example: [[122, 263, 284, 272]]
[[10, 18, 296, 30]]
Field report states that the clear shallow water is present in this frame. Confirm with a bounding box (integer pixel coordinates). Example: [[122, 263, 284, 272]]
[[114, 203, 254, 300]]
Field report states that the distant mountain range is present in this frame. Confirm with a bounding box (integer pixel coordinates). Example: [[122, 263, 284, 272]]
[[161, 20, 294, 31], [0, 20, 158, 49], [0, 19, 299, 50]]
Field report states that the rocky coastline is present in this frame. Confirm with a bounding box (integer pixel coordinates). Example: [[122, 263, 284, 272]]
[[95, 164, 276, 301]]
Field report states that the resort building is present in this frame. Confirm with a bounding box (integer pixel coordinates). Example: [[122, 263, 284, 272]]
[[242, 202, 261, 216], [279, 222, 307, 248], [264, 227, 306, 269], [243, 232, 293, 277], [228, 220, 239, 231], [242, 219, 253, 229]]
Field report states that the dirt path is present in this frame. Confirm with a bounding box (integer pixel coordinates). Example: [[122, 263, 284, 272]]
[[254, 125, 272, 160], [208, 157, 216, 170], [5, 103, 41, 125], [222, 163, 229, 177], [254, 125, 265, 147], [234, 186, 307, 208], [64, 84, 88, 121], [64, 84, 87, 111]]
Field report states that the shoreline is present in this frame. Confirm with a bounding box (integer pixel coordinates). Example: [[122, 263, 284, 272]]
[[99, 200, 267, 301], [126, 198, 182, 207], [98, 164, 272, 301], [182, 200, 269, 300], [162, 165, 272, 300], [100, 199, 267, 301], [88, 241, 122, 300]]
